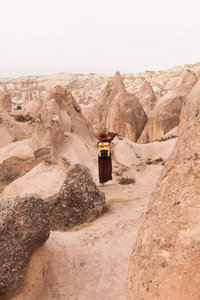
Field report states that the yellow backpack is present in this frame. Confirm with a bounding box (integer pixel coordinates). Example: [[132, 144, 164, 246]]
[[98, 142, 110, 158]]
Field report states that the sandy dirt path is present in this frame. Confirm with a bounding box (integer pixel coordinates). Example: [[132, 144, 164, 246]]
[[12, 165, 162, 300], [41, 165, 162, 300], [45, 195, 148, 300]]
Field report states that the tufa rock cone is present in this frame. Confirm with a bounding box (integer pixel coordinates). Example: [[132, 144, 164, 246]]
[[88, 71, 147, 142]]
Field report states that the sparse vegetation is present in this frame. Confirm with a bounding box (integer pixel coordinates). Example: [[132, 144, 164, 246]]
[[14, 114, 33, 122], [155, 135, 177, 142], [119, 177, 136, 185], [115, 171, 122, 176], [142, 134, 177, 144], [146, 157, 164, 165]]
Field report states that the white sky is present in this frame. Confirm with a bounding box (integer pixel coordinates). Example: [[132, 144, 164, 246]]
[[0, 0, 200, 77]]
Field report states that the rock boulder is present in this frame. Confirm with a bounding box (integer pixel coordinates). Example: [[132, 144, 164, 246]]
[[49, 164, 105, 230], [0, 194, 50, 298]]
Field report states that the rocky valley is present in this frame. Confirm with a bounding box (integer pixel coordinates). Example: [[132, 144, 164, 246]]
[[0, 61, 200, 299]]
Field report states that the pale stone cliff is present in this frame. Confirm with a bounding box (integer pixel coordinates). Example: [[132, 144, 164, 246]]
[[126, 78, 200, 299]]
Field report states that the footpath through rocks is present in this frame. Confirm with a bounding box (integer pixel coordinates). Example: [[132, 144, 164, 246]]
[[11, 163, 163, 300]]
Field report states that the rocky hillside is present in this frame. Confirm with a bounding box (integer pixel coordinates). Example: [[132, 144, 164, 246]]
[[0, 61, 200, 299], [1, 62, 200, 144], [126, 76, 200, 299]]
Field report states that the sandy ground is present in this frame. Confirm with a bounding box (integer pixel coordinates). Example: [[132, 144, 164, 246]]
[[4, 135, 178, 300], [12, 164, 162, 300]]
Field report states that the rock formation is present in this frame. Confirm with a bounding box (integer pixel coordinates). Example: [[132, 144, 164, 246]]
[[126, 80, 200, 299], [49, 164, 105, 230], [88, 71, 148, 142], [30, 102, 66, 152], [0, 90, 12, 110], [1, 161, 67, 200], [138, 91, 182, 143], [0, 194, 50, 298], [30, 85, 93, 152], [0, 63, 200, 143], [1, 144, 36, 179], [138, 70, 198, 143], [136, 81, 157, 117], [0, 63, 200, 299], [21, 92, 43, 117], [0, 112, 33, 148], [178, 79, 200, 135], [34, 146, 70, 173], [171, 69, 197, 103]]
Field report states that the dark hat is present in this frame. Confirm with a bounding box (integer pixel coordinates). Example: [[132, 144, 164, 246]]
[[97, 132, 109, 141]]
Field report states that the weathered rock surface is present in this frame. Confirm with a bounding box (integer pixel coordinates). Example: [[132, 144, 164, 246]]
[[170, 69, 197, 103], [34, 146, 70, 173], [30, 85, 93, 152], [1, 162, 67, 200], [138, 90, 182, 143], [21, 95, 43, 117], [2, 144, 36, 179], [0, 140, 31, 164], [0, 63, 200, 299], [0, 62, 200, 144], [136, 81, 157, 117], [49, 164, 105, 230], [0, 112, 33, 148], [178, 79, 200, 135], [0, 90, 12, 110], [88, 71, 147, 142], [0, 194, 50, 298], [126, 96, 200, 299]]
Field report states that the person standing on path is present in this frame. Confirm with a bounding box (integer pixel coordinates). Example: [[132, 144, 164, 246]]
[[97, 131, 116, 186]]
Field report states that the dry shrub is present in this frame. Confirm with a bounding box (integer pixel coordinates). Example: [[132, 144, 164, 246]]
[[119, 177, 136, 185], [146, 157, 164, 165], [14, 114, 33, 122]]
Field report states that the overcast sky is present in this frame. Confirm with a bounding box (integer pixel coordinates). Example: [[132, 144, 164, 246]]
[[0, 0, 200, 77]]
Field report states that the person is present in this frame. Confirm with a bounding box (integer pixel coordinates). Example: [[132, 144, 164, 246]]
[[97, 131, 116, 186]]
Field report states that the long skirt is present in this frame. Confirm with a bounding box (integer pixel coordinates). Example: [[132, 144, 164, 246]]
[[98, 155, 113, 183]]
